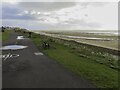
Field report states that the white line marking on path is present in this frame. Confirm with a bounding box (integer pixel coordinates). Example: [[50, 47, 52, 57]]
[[34, 52, 44, 56], [1, 53, 20, 61], [4, 53, 11, 61]]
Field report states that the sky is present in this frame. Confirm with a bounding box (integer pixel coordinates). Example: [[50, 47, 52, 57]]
[[1, 0, 118, 31]]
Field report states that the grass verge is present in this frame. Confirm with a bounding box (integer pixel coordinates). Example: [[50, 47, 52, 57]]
[[22, 31, 119, 88], [0, 30, 11, 42]]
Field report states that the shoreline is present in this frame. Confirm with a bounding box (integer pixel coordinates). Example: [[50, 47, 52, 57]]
[[33, 31, 119, 51]]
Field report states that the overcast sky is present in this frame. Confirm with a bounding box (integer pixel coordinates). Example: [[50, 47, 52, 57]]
[[1, 0, 118, 31]]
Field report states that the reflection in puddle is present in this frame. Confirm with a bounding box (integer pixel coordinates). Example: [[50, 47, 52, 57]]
[[17, 36, 26, 40], [0, 45, 28, 50]]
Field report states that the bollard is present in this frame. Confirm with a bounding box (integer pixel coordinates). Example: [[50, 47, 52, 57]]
[[28, 32, 32, 38], [2, 26, 5, 32]]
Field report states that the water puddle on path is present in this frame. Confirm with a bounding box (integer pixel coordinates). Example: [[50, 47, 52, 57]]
[[17, 36, 28, 40], [0, 45, 28, 50]]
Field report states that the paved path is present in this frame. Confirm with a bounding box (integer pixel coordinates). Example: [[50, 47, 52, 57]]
[[2, 32, 96, 88]]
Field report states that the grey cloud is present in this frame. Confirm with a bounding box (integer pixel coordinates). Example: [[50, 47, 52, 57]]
[[18, 2, 107, 12], [2, 19, 55, 30], [2, 6, 36, 20], [19, 2, 76, 11], [64, 19, 102, 28], [78, 2, 108, 9], [2, 2, 112, 30]]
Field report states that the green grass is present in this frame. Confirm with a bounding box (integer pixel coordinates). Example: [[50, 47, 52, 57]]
[[44, 45, 118, 88], [0, 32, 1, 41], [21, 31, 118, 88], [0, 30, 11, 41]]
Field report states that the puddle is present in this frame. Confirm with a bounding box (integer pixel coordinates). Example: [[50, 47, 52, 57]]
[[17, 36, 27, 40], [0, 45, 28, 50]]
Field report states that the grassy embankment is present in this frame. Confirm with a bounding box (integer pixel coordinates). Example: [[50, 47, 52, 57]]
[[0, 30, 12, 66], [40, 31, 119, 50], [0, 30, 11, 42], [20, 30, 119, 88]]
